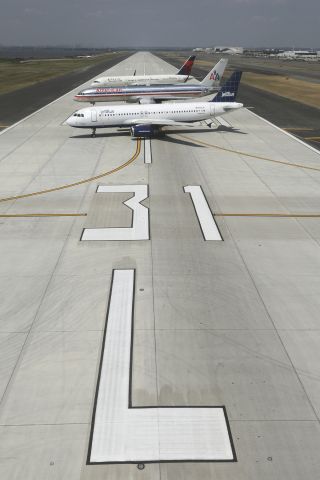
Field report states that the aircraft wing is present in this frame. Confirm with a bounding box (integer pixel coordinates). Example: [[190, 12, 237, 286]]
[[122, 118, 195, 127]]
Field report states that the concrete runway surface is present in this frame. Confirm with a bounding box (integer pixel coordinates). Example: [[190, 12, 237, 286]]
[[0, 52, 320, 480], [159, 52, 320, 150], [0, 52, 130, 129]]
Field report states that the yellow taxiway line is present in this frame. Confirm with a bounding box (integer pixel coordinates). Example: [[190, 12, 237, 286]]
[[0, 138, 141, 204], [284, 128, 314, 132], [0, 213, 87, 218], [176, 134, 320, 172], [304, 137, 320, 142], [3, 212, 320, 220], [215, 213, 320, 218]]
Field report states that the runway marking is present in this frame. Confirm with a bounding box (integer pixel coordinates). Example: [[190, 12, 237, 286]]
[[81, 185, 149, 241], [304, 137, 320, 142], [176, 134, 320, 172], [184, 186, 222, 241], [3, 212, 320, 220], [215, 116, 231, 127], [0, 57, 131, 137], [284, 128, 314, 132], [215, 213, 320, 218], [0, 213, 87, 218], [88, 269, 235, 464], [247, 110, 320, 156], [0, 138, 141, 204], [144, 138, 152, 164]]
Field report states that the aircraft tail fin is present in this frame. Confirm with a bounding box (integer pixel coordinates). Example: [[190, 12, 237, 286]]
[[200, 58, 228, 86], [177, 55, 196, 76], [211, 71, 242, 102]]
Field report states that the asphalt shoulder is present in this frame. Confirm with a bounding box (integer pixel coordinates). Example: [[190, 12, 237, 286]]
[[0, 53, 130, 127]]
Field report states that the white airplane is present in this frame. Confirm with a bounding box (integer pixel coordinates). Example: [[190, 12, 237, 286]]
[[66, 72, 243, 137], [75, 59, 228, 104], [90, 55, 196, 86]]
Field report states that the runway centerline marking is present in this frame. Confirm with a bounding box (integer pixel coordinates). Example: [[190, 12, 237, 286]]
[[144, 138, 152, 164], [88, 269, 235, 464]]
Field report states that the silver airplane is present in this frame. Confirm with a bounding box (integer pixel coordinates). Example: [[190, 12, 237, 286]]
[[74, 59, 228, 105], [91, 55, 196, 86], [67, 71, 243, 138]]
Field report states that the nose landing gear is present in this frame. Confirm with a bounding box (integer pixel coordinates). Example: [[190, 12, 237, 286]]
[[91, 128, 96, 138]]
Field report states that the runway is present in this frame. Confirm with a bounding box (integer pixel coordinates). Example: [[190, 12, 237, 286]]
[[0, 52, 320, 480], [0, 52, 129, 130], [158, 52, 320, 150]]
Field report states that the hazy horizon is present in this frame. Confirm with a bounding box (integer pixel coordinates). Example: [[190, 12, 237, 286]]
[[1, 1, 319, 49], [0, 45, 319, 50]]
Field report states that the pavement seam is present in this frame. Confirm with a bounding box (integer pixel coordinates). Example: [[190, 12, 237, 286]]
[[0, 54, 133, 138], [190, 129, 320, 424], [176, 133, 320, 171], [0, 139, 141, 423], [0, 139, 141, 205]]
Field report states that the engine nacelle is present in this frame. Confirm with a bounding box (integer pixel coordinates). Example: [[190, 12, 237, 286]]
[[126, 97, 140, 103], [130, 124, 155, 138], [139, 97, 156, 104]]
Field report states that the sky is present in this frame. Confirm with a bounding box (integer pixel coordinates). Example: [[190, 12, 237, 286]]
[[0, 0, 319, 48]]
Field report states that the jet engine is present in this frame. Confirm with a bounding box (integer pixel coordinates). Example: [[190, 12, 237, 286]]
[[130, 125, 156, 137]]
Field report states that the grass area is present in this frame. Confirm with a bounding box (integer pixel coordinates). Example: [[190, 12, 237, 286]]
[[0, 53, 122, 95], [194, 58, 320, 110], [241, 72, 320, 110]]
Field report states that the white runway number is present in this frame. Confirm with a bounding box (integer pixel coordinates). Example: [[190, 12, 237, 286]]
[[82, 185, 149, 241], [82, 184, 222, 241], [184, 185, 222, 241]]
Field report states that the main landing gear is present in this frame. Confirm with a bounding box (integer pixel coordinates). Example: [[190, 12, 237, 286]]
[[91, 128, 96, 138]]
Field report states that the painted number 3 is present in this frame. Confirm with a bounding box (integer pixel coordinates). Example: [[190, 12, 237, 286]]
[[81, 184, 222, 241]]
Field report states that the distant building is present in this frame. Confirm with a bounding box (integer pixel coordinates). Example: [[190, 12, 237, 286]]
[[193, 46, 243, 55], [213, 46, 244, 55], [277, 50, 318, 59]]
